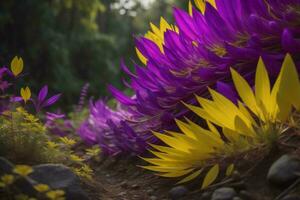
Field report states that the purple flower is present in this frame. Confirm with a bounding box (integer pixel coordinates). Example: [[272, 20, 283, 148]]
[[46, 112, 74, 136], [12, 85, 61, 112], [0, 67, 12, 113], [34, 86, 61, 111], [0, 67, 12, 92], [79, 0, 300, 155]]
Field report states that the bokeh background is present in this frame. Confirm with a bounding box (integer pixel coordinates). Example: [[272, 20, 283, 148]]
[[0, 0, 186, 109]]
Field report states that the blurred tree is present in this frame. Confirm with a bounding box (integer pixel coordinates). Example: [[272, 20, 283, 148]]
[[0, 0, 187, 109]]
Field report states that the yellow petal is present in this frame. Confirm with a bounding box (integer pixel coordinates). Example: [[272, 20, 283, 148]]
[[177, 169, 203, 184], [207, 0, 216, 8], [255, 57, 271, 114], [11, 56, 24, 76], [234, 115, 255, 137], [206, 120, 220, 138], [140, 165, 191, 173], [188, 0, 193, 16], [160, 17, 172, 32], [223, 127, 239, 143], [201, 164, 219, 189], [278, 54, 300, 110], [231, 68, 261, 118], [194, 0, 206, 14], [160, 169, 194, 178], [237, 101, 257, 127], [135, 47, 147, 65], [175, 119, 198, 139], [13, 165, 33, 177], [183, 101, 216, 124], [225, 164, 234, 176], [152, 131, 190, 152], [21, 87, 31, 103]]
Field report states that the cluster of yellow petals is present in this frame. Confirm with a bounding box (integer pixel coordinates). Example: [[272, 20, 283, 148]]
[[142, 54, 300, 187]]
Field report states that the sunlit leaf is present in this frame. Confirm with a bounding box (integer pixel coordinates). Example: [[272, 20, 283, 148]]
[[226, 164, 234, 176], [201, 164, 219, 189]]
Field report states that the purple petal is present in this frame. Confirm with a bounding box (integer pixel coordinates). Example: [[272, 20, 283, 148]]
[[10, 96, 23, 102], [38, 85, 48, 102], [44, 94, 61, 107], [216, 81, 238, 104]]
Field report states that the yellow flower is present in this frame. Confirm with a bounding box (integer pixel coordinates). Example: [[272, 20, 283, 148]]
[[136, 17, 178, 65], [47, 141, 59, 149], [70, 154, 84, 163], [34, 184, 50, 192], [187, 54, 299, 137], [189, 0, 216, 15], [60, 137, 76, 146], [141, 54, 299, 187], [46, 190, 65, 200], [13, 165, 33, 177], [0, 174, 14, 186], [14, 194, 36, 200], [20, 87, 31, 103], [11, 56, 24, 76], [85, 146, 101, 157]]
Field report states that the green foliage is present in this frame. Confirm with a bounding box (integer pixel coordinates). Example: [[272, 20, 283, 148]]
[[0, 0, 186, 109], [0, 105, 99, 179], [0, 107, 64, 164]]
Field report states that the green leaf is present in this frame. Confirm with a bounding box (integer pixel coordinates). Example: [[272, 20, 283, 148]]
[[201, 164, 219, 189], [226, 164, 234, 176]]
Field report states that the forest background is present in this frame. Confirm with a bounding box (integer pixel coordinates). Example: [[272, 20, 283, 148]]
[[0, 0, 186, 109]]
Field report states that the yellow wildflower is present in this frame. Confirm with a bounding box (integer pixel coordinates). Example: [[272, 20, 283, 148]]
[[13, 165, 33, 177]]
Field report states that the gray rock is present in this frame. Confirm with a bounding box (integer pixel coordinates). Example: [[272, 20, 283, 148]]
[[267, 155, 300, 186], [169, 186, 188, 200], [29, 164, 89, 200], [211, 187, 237, 200], [281, 194, 300, 200]]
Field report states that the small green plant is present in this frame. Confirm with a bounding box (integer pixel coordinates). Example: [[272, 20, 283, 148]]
[[0, 107, 64, 164]]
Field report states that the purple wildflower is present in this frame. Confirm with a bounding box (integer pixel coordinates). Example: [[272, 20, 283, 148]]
[[76, 83, 90, 112], [12, 85, 61, 112], [45, 112, 74, 136], [33, 86, 61, 112], [80, 0, 300, 155]]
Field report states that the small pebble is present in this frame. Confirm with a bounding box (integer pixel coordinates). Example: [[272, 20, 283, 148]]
[[169, 186, 189, 200], [211, 187, 237, 200], [267, 154, 300, 186]]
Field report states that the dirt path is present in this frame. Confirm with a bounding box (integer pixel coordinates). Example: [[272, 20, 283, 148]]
[[82, 138, 300, 200], [84, 157, 174, 200]]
